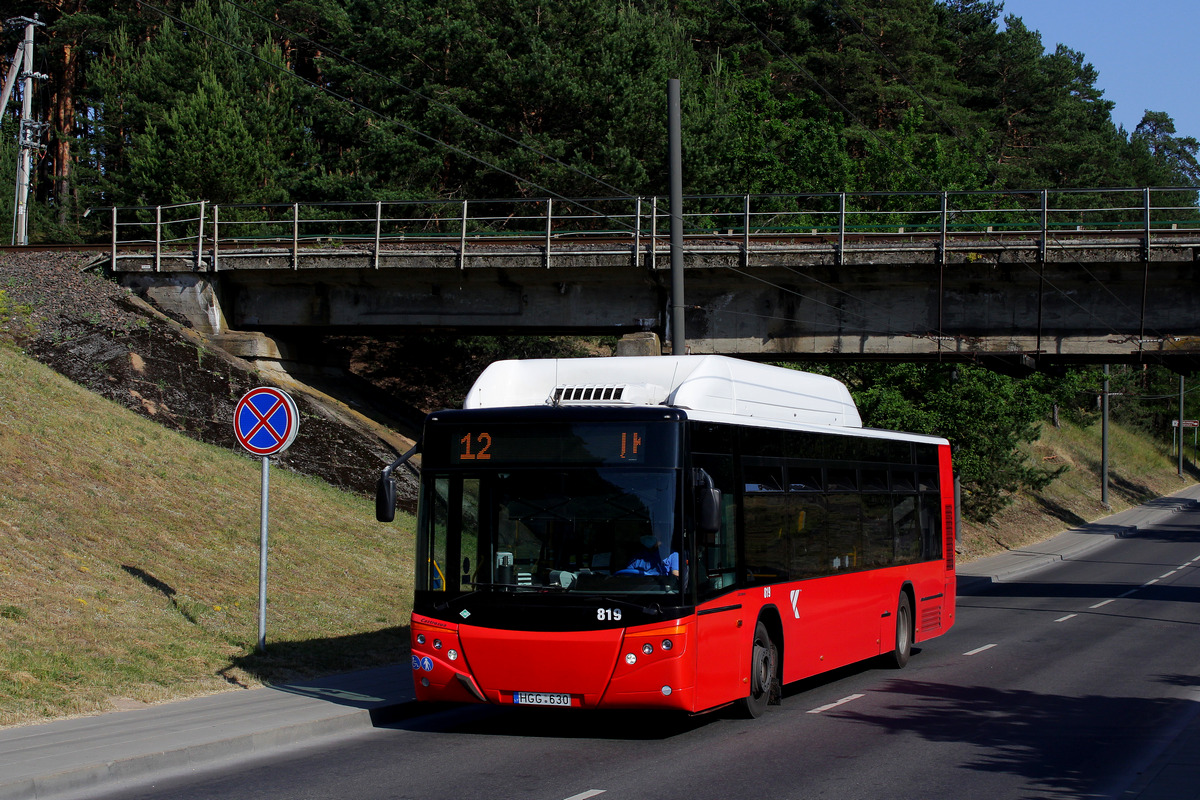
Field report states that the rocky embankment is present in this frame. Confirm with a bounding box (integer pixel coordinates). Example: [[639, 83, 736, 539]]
[[0, 251, 419, 509]]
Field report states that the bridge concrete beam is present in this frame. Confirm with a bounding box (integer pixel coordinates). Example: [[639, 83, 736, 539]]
[[112, 239, 1200, 367]]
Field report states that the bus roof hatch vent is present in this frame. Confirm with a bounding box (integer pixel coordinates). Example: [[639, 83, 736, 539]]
[[551, 383, 670, 406]]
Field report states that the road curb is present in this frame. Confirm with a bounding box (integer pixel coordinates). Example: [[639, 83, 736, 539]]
[[0, 665, 418, 800], [0, 707, 386, 800]]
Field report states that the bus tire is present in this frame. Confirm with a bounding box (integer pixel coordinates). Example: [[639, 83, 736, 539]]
[[736, 621, 778, 718], [887, 593, 913, 669]]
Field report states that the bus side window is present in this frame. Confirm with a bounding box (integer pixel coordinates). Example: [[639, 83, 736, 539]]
[[893, 493, 921, 564], [789, 498, 826, 578], [920, 493, 943, 560], [744, 493, 789, 584], [824, 492, 862, 571], [862, 493, 894, 567]]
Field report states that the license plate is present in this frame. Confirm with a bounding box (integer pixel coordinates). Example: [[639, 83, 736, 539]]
[[513, 692, 572, 707]]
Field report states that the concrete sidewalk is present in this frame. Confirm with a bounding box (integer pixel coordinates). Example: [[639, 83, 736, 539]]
[[0, 665, 415, 800], [2, 485, 1199, 800]]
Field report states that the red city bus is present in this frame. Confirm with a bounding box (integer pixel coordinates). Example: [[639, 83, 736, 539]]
[[376, 356, 956, 716]]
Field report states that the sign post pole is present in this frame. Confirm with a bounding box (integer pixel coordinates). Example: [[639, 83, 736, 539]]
[[233, 387, 299, 654], [258, 455, 270, 653]]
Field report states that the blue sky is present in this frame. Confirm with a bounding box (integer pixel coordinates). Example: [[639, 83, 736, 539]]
[[997, 0, 1199, 139]]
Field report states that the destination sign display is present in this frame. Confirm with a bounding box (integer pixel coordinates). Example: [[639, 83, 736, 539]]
[[451, 424, 648, 465]]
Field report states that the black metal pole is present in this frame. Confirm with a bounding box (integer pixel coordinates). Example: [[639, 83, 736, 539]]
[[668, 78, 685, 355], [1102, 365, 1109, 508], [1180, 375, 1186, 479]]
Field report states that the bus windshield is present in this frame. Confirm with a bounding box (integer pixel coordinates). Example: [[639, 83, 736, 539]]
[[420, 467, 682, 598]]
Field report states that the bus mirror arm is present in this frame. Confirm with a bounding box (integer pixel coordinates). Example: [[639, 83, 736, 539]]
[[376, 442, 421, 523]]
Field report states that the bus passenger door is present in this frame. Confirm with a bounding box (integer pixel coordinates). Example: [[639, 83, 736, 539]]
[[695, 602, 745, 712]]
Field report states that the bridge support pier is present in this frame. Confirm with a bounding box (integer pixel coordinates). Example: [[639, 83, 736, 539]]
[[121, 273, 227, 335], [615, 332, 662, 357]]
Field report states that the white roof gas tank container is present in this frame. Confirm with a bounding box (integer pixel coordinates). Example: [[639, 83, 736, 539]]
[[462, 355, 862, 429]]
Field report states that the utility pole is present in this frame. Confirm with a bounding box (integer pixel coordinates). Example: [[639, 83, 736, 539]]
[[1101, 365, 1110, 508], [2, 15, 46, 246], [1179, 375, 1186, 479], [668, 78, 685, 356]]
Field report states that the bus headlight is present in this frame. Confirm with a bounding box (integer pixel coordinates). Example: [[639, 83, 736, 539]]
[[625, 653, 637, 665], [416, 634, 426, 645], [661, 639, 673, 651], [642, 643, 654, 655], [448, 649, 459, 661]]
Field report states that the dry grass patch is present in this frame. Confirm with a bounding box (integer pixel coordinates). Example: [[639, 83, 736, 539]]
[[0, 346, 414, 727], [959, 418, 1195, 562]]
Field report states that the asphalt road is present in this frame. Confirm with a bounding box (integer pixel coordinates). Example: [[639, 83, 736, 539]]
[[96, 508, 1200, 800]]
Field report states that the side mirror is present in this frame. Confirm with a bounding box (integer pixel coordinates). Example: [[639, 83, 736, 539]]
[[376, 477, 397, 523], [374, 442, 420, 523], [693, 469, 722, 535]]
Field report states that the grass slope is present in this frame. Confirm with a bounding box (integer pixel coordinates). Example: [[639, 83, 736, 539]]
[[959, 416, 1197, 560], [0, 345, 415, 727]]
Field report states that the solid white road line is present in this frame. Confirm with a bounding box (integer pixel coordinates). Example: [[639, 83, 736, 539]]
[[807, 694, 866, 714]]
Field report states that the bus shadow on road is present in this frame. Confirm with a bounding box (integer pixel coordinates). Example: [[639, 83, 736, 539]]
[[385, 702, 720, 739]]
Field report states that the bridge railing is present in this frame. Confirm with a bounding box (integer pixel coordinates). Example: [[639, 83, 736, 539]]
[[93, 187, 1200, 271]]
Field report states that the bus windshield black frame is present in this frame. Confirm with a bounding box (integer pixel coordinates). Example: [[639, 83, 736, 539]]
[[416, 407, 688, 606]]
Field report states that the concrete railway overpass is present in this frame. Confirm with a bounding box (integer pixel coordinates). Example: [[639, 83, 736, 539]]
[[93, 188, 1200, 374]]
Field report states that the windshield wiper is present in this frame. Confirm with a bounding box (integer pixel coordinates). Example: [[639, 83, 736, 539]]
[[429, 583, 529, 610]]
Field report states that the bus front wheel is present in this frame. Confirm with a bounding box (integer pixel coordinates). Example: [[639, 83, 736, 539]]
[[887, 593, 913, 669], [736, 621, 779, 718]]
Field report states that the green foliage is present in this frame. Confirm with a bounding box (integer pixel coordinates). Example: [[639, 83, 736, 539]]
[[79, 0, 312, 207], [8, 0, 1196, 238], [1130, 111, 1200, 186]]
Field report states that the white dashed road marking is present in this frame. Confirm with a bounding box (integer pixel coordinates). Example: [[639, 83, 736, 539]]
[[963, 644, 997, 656], [807, 694, 866, 714]]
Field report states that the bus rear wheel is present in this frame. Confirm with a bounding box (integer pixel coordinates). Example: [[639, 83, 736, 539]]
[[736, 621, 778, 718], [887, 593, 913, 669]]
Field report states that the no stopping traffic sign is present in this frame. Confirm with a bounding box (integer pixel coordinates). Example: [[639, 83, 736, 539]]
[[234, 387, 300, 456]]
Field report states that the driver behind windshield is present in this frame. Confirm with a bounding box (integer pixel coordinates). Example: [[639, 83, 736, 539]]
[[621, 535, 679, 576]]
